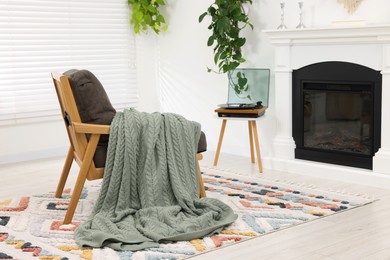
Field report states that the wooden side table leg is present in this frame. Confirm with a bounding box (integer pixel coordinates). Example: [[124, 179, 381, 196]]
[[213, 119, 227, 166], [251, 121, 263, 173], [248, 121, 255, 163]]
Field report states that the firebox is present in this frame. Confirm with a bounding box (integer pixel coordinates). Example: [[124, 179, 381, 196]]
[[292, 61, 382, 169]]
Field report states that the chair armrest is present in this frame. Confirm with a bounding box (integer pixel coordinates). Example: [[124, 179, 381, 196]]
[[73, 122, 110, 135]]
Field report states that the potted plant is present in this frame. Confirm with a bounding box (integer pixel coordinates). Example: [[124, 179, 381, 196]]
[[128, 0, 168, 34], [199, 0, 253, 99]]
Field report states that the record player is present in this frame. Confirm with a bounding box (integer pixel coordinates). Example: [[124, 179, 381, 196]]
[[217, 101, 262, 110], [216, 68, 270, 118]]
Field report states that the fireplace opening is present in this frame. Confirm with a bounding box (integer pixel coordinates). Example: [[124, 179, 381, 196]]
[[292, 61, 382, 169]]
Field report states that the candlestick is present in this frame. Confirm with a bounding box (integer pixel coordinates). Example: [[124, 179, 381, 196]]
[[277, 2, 287, 30], [296, 2, 306, 29]]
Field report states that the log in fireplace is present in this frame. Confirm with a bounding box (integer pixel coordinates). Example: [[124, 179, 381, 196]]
[[292, 61, 382, 169]]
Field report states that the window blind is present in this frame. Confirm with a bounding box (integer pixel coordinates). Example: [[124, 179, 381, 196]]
[[0, 0, 138, 123]]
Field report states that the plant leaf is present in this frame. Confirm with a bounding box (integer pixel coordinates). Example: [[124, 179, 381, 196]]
[[236, 37, 246, 47], [157, 14, 165, 23], [134, 24, 140, 33], [207, 36, 215, 46], [238, 77, 248, 88], [161, 24, 168, 32], [199, 12, 208, 23], [216, 16, 231, 33], [147, 5, 157, 13], [135, 11, 143, 22], [144, 14, 152, 25]]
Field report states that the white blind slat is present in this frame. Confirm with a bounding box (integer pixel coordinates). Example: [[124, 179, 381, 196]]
[[0, 0, 138, 122]]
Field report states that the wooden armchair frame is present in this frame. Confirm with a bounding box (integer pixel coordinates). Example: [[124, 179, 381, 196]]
[[52, 72, 205, 224]]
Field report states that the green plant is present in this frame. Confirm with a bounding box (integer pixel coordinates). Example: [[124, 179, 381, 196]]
[[229, 70, 251, 100], [199, 0, 253, 74], [128, 0, 168, 34]]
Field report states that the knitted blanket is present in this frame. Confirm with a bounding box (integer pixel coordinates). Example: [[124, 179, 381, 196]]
[[74, 109, 237, 251]]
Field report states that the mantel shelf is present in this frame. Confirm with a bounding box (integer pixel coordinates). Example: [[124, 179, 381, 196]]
[[263, 24, 390, 45]]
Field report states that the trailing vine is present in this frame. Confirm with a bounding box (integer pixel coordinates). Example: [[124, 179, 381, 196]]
[[128, 0, 168, 34], [199, 0, 253, 74]]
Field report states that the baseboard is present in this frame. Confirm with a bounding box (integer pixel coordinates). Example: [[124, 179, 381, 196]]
[[263, 156, 390, 190], [0, 146, 68, 165]]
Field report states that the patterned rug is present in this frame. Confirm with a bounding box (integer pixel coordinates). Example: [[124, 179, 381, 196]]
[[0, 169, 372, 260]]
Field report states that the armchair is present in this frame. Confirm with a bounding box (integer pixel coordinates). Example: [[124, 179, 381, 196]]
[[52, 70, 206, 224]]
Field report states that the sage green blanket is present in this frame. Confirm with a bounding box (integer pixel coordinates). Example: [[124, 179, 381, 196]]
[[75, 109, 237, 251]]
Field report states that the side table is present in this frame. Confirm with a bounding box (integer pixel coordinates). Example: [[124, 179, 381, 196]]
[[213, 107, 267, 173]]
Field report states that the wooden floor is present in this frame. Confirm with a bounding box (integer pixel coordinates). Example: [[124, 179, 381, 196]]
[[1, 152, 390, 260]]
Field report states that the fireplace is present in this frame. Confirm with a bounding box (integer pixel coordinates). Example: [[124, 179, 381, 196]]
[[292, 61, 382, 169], [263, 25, 390, 185]]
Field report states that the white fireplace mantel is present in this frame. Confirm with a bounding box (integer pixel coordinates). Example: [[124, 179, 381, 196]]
[[263, 24, 390, 188], [264, 24, 390, 45]]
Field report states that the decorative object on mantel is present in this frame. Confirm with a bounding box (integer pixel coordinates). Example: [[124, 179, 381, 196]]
[[277, 2, 287, 29], [296, 2, 306, 29], [337, 0, 363, 14]]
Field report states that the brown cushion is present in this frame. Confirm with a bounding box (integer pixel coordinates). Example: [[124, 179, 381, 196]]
[[94, 145, 108, 168], [197, 131, 207, 153], [64, 69, 116, 168], [64, 69, 116, 127]]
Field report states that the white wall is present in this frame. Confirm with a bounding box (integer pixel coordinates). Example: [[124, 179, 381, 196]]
[[0, 118, 68, 164], [1, 0, 390, 165]]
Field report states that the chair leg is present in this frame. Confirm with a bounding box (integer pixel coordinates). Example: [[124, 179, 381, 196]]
[[55, 147, 74, 198], [197, 153, 206, 198], [63, 135, 100, 224], [64, 166, 89, 224]]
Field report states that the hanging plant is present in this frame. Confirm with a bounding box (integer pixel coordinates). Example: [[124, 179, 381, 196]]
[[128, 0, 168, 34], [199, 0, 253, 74]]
